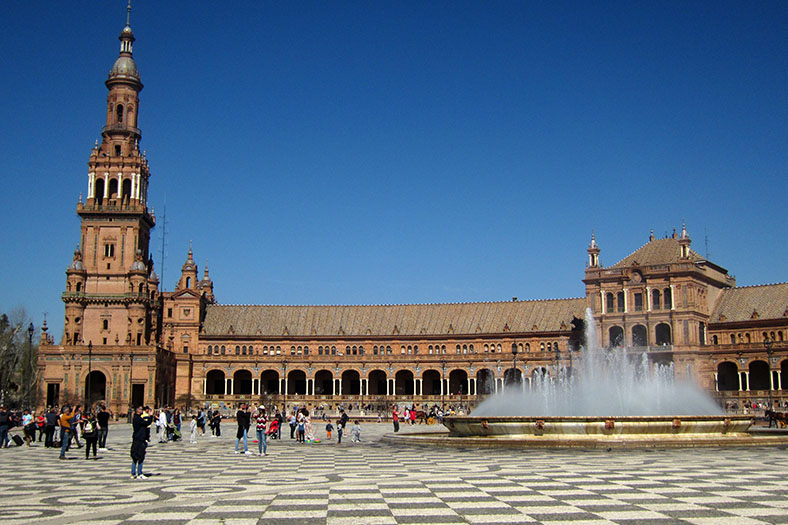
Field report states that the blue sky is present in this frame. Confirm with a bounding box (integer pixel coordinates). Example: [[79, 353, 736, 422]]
[[1, 2, 786, 341]]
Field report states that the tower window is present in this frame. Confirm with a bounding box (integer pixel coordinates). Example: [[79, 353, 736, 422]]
[[102, 319, 109, 330], [116, 104, 124, 123], [115, 145, 121, 156], [104, 244, 115, 257]]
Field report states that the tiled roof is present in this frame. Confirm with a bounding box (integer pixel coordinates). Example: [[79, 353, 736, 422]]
[[610, 237, 703, 268], [202, 298, 588, 337], [711, 283, 788, 323]]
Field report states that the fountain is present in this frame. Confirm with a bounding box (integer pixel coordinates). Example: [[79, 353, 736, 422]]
[[389, 309, 787, 448]]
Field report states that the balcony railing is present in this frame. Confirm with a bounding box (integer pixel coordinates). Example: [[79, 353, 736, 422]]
[[102, 123, 141, 136]]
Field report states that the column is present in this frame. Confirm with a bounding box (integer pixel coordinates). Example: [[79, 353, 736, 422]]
[[770, 370, 775, 391], [226, 378, 233, 395], [777, 371, 782, 391], [338, 379, 343, 396], [130, 173, 136, 201], [413, 378, 418, 396], [670, 285, 676, 310], [600, 291, 605, 313], [202, 378, 207, 395], [103, 173, 109, 199], [466, 378, 471, 396], [279, 378, 284, 395], [623, 287, 628, 313], [744, 371, 750, 392], [117, 173, 122, 199], [88, 172, 95, 199], [646, 286, 652, 311], [714, 373, 719, 392], [386, 379, 390, 396], [284, 378, 288, 396], [252, 378, 259, 395], [440, 377, 444, 396]]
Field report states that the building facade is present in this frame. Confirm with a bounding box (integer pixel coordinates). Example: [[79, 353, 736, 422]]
[[38, 16, 788, 414]]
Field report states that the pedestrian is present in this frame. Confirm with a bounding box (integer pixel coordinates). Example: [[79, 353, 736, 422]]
[[340, 408, 349, 430], [44, 406, 58, 448], [157, 409, 168, 443], [289, 411, 297, 439], [21, 409, 34, 446], [197, 409, 206, 435], [211, 410, 222, 437], [59, 404, 80, 459], [351, 420, 361, 442], [392, 405, 400, 433], [325, 421, 333, 440], [275, 409, 283, 439], [189, 415, 198, 443], [336, 419, 343, 444], [235, 404, 251, 455], [97, 405, 110, 450], [173, 408, 182, 434], [83, 411, 99, 459], [255, 406, 268, 456], [35, 411, 46, 442], [296, 411, 306, 443], [0, 405, 10, 448], [131, 406, 152, 479]]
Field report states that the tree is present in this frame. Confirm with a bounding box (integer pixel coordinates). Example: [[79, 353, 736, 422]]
[[0, 309, 38, 408]]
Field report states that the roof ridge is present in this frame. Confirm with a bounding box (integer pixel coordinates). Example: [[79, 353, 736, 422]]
[[209, 297, 586, 308], [725, 282, 788, 290]]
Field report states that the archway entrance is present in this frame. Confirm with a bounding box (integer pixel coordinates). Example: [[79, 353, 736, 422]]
[[368, 370, 387, 395], [476, 369, 495, 395], [206, 370, 225, 395], [422, 370, 441, 395], [449, 369, 468, 395], [749, 361, 770, 390], [314, 370, 333, 395], [395, 370, 414, 395], [342, 370, 361, 395], [655, 323, 672, 345], [287, 370, 306, 395], [632, 325, 647, 347], [504, 368, 522, 387], [260, 370, 279, 395], [716, 362, 739, 391], [84, 370, 106, 406], [233, 370, 252, 395]]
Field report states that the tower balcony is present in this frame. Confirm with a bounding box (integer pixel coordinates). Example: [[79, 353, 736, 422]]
[[78, 200, 155, 226], [102, 123, 141, 139]]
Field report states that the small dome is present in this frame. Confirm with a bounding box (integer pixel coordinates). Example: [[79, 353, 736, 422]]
[[109, 55, 139, 80], [68, 259, 84, 271]]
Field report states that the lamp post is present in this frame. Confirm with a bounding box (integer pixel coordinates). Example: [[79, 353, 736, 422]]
[[86, 341, 93, 409], [441, 359, 446, 410], [282, 359, 288, 413], [511, 342, 518, 388], [27, 323, 34, 409], [764, 337, 774, 409]]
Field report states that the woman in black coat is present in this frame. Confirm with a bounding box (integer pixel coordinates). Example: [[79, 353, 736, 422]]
[[130, 406, 152, 479]]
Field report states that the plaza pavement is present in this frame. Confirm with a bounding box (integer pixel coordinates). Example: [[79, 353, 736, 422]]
[[2, 421, 788, 524]]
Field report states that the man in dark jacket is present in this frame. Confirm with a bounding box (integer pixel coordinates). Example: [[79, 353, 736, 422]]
[[97, 405, 111, 450], [131, 406, 153, 479], [235, 404, 251, 454], [44, 407, 58, 447], [0, 406, 10, 448]]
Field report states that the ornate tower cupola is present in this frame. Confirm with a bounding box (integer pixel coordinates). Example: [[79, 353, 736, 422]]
[[199, 264, 216, 303], [678, 222, 692, 259], [178, 245, 199, 291], [587, 231, 600, 268]]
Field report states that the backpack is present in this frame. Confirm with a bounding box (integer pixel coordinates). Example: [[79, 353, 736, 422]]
[[84, 421, 95, 435]]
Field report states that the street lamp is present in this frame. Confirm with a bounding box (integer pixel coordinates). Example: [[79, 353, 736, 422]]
[[764, 337, 774, 409], [282, 359, 288, 413], [27, 323, 34, 409], [86, 341, 93, 409], [511, 342, 518, 388], [441, 359, 446, 410]]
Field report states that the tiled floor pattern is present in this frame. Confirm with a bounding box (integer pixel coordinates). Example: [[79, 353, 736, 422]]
[[1, 422, 788, 524]]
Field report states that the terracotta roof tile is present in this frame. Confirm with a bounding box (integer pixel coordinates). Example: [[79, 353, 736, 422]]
[[203, 298, 587, 337], [711, 283, 788, 323], [610, 237, 703, 268]]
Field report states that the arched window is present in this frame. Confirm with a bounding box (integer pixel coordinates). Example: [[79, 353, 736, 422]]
[[242, 345, 247, 355], [411, 345, 416, 354], [263, 346, 268, 355], [318, 346, 324, 355], [469, 344, 474, 353], [102, 319, 109, 330], [207, 345, 212, 354], [456, 344, 461, 354], [428, 345, 433, 354], [616, 291, 625, 312], [745, 333, 751, 343], [235, 345, 240, 355], [221, 345, 226, 355], [730, 334, 736, 344], [606, 293, 615, 313], [546, 342, 552, 352], [116, 104, 124, 123], [663, 287, 672, 309], [304, 346, 309, 355], [712, 335, 718, 345], [655, 323, 672, 345], [540, 343, 545, 352], [652, 289, 661, 310], [525, 343, 530, 352], [609, 326, 624, 347], [386, 345, 391, 355]]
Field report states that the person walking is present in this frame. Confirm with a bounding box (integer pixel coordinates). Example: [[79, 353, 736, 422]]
[[336, 419, 343, 444], [21, 409, 34, 446], [211, 410, 222, 438], [131, 406, 153, 479], [275, 409, 283, 440], [97, 405, 110, 450], [351, 420, 361, 442], [59, 404, 80, 459], [44, 406, 58, 448], [235, 404, 251, 455], [82, 412, 99, 459], [255, 407, 268, 456], [392, 405, 400, 433], [157, 409, 168, 443], [189, 415, 198, 444], [0, 406, 10, 448]]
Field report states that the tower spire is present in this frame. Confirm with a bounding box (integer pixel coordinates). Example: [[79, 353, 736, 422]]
[[126, 0, 132, 27]]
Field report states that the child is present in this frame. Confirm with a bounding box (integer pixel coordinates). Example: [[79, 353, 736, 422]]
[[351, 420, 361, 443], [189, 415, 198, 443], [336, 420, 343, 444], [325, 421, 334, 440]]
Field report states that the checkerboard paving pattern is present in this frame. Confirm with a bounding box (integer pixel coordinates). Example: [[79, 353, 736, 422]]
[[1, 423, 788, 524]]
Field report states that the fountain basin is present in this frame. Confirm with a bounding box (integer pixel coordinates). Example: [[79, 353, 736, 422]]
[[381, 415, 788, 449]]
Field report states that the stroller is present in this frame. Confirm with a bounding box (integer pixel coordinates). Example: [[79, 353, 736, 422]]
[[266, 419, 280, 440]]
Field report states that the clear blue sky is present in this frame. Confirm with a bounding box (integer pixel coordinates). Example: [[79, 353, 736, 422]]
[[1, 2, 786, 341]]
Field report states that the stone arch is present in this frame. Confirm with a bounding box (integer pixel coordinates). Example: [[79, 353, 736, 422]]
[[233, 369, 253, 395], [84, 370, 107, 406], [632, 324, 648, 347], [748, 360, 770, 390], [286, 370, 307, 395], [504, 367, 522, 386], [206, 369, 225, 395], [448, 369, 468, 395], [260, 369, 279, 396], [422, 369, 441, 395], [368, 369, 387, 395], [655, 323, 672, 345], [716, 362, 739, 391], [314, 369, 333, 395], [476, 368, 495, 395], [395, 370, 414, 395], [609, 326, 624, 347], [341, 369, 361, 395]]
